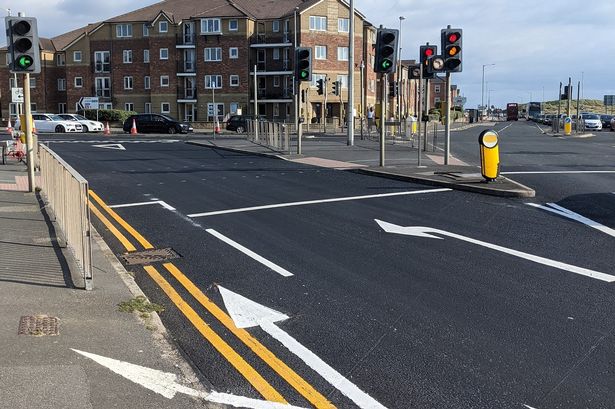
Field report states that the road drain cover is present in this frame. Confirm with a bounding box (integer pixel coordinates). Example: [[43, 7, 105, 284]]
[[120, 248, 180, 265], [18, 315, 59, 336]]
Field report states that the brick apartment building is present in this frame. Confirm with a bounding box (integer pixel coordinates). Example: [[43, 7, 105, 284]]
[[0, 0, 384, 125]]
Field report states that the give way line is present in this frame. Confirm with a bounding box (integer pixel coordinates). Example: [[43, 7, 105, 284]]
[[188, 188, 451, 218]]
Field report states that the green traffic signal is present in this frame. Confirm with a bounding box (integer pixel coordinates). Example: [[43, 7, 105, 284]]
[[300, 70, 309, 79], [381, 60, 392, 70], [17, 55, 33, 69]]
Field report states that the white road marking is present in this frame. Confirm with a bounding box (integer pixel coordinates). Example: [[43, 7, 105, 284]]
[[376, 219, 615, 282], [498, 123, 513, 132], [524, 405, 538, 409], [92, 143, 126, 150], [206, 229, 293, 277], [188, 188, 451, 218], [218, 287, 388, 409], [71, 349, 305, 408], [109, 200, 176, 211], [526, 203, 615, 238], [503, 170, 615, 175]]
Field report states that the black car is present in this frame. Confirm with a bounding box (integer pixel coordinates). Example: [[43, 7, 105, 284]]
[[226, 115, 265, 133], [123, 114, 193, 134], [600, 114, 613, 129]]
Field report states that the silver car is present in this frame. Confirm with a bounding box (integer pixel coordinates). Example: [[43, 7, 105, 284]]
[[57, 114, 105, 132]]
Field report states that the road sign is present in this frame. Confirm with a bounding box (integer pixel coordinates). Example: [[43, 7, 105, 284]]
[[78, 96, 99, 110], [11, 87, 24, 103], [604, 95, 615, 106], [454, 96, 466, 106]]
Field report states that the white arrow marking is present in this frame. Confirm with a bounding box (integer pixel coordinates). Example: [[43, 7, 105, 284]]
[[71, 349, 306, 409], [218, 286, 388, 409], [93, 143, 126, 150], [375, 219, 615, 282], [109, 200, 176, 211], [527, 203, 615, 238]]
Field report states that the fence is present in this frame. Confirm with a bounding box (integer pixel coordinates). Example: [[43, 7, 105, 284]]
[[246, 120, 290, 152], [39, 144, 92, 290]]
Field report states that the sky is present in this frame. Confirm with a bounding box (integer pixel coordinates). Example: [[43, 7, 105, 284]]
[[2, 0, 614, 109]]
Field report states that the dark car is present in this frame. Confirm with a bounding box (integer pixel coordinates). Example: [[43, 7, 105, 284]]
[[122, 114, 193, 134], [226, 115, 265, 133], [600, 114, 613, 129]]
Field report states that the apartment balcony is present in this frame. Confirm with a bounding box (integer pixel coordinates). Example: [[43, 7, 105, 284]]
[[250, 32, 292, 48], [92, 64, 111, 74], [254, 88, 293, 102], [176, 33, 196, 47], [251, 60, 292, 76], [177, 86, 197, 102], [176, 60, 197, 76]]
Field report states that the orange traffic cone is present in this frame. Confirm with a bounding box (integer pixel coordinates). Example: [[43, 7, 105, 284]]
[[214, 118, 220, 134], [130, 118, 138, 135], [6, 118, 13, 135], [104, 122, 111, 135]]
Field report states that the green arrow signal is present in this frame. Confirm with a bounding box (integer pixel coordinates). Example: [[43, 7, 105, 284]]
[[17, 55, 33, 69], [300, 70, 309, 79], [381, 59, 392, 70]]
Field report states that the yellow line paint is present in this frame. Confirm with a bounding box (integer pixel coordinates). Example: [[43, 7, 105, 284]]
[[163, 263, 336, 409], [143, 265, 287, 404], [88, 189, 154, 250], [89, 200, 136, 252]]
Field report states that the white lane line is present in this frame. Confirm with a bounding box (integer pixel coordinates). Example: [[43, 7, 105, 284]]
[[498, 123, 513, 132], [526, 203, 615, 238], [206, 229, 293, 277], [524, 405, 538, 409], [188, 188, 451, 218], [503, 170, 615, 175], [110, 200, 176, 211]]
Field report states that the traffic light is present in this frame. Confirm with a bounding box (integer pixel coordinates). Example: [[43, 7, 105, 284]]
[[408, 64, 421, 80], [316, 79, 324, 95], [374, 28, 399, 74], [562, 85, 571, 100], [419, 44, 437, 79], [295, 47, 312, 82], [441, 28, 462, 72], [427, 55, 446, 74], [5, 16, 41, 74], [332, 80, 340, 96], [301, 89, 306, 103], [388, 81, 398, 97]]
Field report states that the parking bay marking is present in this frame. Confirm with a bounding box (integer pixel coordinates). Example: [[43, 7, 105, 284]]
[[188, 188, 451, 218], [527, 202, 615, 239], [375, 219, 615, 282]]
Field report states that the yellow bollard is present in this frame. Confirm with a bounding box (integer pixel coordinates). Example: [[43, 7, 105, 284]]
[[478, 129, 500, 181], [563, 117, 572, 135]]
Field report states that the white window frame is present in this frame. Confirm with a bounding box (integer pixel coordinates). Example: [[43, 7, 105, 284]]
[[123, 49, 133, 63], [58, 103, 67, 114], [229, 75, 239, 87], [124, 76, 133, 90], [229, 47, 238, 59], [337, 74, 348, 89], [160, 48, 169, 60], [159, 21, 168, 33], [144, 76, 151, 90], [311, 73, 326, 88], [338, 18, 349, 33], [9, 77, 16, 88], [204, 75, 222, 89], [29, 78, 36, 88], [434, 85, 441, 93], [309, 16, 327, 31], [160, 75, 170, 87], [144, 102, 152, 113], [161, 102, 171, 113], [229, 19, 238, 31], [272, 48, 280, 60], [57, 78, 66, 91], [314, 45, 327, 60], [74, 77, 83, 88], [204, 47, 222, 61], [116, 24, 132, 38], [337, 47, 348, 61], [201, 18, 221, 34], [125, 103, 134, 112], [73, 51, 82, 62], [56, 54, 65, 66], [143, 49, 150, 63], [94, 51, 110, 72], [272, 20, 280, 32], [143, 24, 150, 37], [95, 77, 111, 97]]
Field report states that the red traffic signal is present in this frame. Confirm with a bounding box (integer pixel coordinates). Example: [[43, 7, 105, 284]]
[[441, 28, 462, 72]]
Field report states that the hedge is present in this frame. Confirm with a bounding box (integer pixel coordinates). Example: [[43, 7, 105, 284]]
[[78, 109, 137, 122]]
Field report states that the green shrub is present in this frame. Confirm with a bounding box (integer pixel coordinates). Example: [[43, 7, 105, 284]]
[[78, 109, 137, 122]]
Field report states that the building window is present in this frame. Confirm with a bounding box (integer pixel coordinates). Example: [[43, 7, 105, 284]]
[[144, 103, 151, 113], [57, 78, 66, 91], [58, 103, 67, 114], [338, 18, 349, 33], [207, 103, 224, 121], [30, 78, 36, 88], [94, 51, 110, 72], [116, 24, 132, 38], [434, 97, 441, 104], [144, 76, 151, 90], [74, 77, 83, 88], [309, 16, 327, 31], [143, 49, 150, 63], [273, 76, 280, 87], [204, 75, 222, 89], [273, 48, 280, 60], [160, 75, 170, 87], [257, 49, 265, 63], [201, 18, 221, 34], [204, 47, 222, 61], [9, 77, 16, 88], [30, 103, 37, 112], [123, 50, 133, 63], [73, 51, 82, 62], [337, 47, 348, 61], [95, 77, 111, 97], [311, 73, 326, 87], [337, 74, 348, 89], [434, 85, 441, 93], [230, 102, 239, 114], [125, 103, 134, 111], [160, 48, 169, 60], [159, 21, 168, 33], [56, 54, 65, 66], [124, 76, 133, 90], [314, 45, 327, 60], [229, 47, 238, 59], [9, 103, 17, 115], [229, 75, 239, 87], [143, 24, 149, 37], [229, 19, 238, 31], [161, 102, 171, 113], [272, 20, 280, 32]]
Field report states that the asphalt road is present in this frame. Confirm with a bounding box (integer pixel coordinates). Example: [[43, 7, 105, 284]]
[[42, 128, 615, 409]]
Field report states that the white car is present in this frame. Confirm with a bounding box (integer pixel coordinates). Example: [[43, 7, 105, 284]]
[[57, 114, 105, 132], [15, 113, 82, 133], [581, 113, 602, 131]]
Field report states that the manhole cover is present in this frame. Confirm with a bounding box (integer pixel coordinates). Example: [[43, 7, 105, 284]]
[[18, 315, 59, 336], [120, 248, 180, 265]]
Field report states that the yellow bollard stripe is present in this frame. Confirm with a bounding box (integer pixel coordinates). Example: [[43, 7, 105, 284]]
[[143, 265, 287, 404], [88, 190, 154, 250], [163, 262, 336, 409], [89, 200, 137, 252]]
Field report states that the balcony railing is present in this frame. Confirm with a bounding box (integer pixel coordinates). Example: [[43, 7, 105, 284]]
[[176, 60, 197, 74], [176, 33, 196, 46], [91, 86, 111, 99], [177, 86, 197, 100], [92, 63, 110, 73], [250, 33, 293, 45], [257, 89, 293, 100]]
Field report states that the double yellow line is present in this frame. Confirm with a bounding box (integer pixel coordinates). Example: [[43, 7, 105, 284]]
[[87, 190, 334, 408]]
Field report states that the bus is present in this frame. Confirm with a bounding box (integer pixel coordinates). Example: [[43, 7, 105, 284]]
[[506, 103, 518, 121], [528, 102, 542, 120]]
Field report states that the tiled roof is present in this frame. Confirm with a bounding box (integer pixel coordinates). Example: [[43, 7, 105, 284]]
[[51, 23, 101, 51]]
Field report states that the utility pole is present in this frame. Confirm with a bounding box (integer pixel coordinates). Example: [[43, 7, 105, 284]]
[[253, 65, 258, 141], [417, 66, 423, 166], [293, 7, 299, 147], [380, 73, 387, 166], [444, 72, 451, 165], [556, 82, 562, 133], [347, 0, 355, 146]]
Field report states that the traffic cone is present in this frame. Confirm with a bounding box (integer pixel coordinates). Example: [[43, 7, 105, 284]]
[[6, 118, 13, 135], [104, 122, 111, 135], [214, 118, 220, 134], [130, 118, 138, 135]]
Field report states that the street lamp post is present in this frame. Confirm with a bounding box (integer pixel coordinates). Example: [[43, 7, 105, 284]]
[[347, 0, 355, 146], [481, 63, 495, 119], [397, 16, 405, 131]]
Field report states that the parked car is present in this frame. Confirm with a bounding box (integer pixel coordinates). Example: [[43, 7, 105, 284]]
[[226, 115, 266, 133], [15, 113, 83, 133], [581, 113, 602, 131], [599, 114, 613, 129], [610, 117, 615, 131], [122, 114, 193, 134], [57, 114, 104, 132]]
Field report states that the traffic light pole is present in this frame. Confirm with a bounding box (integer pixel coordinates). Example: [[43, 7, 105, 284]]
[[444, 71, 451, 165], [423, 79, 429, 152], [417, 69, 423, 167], [566, 77, 572, 117], [380, 74, 387, 167], [23, 72, 35, 192]]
